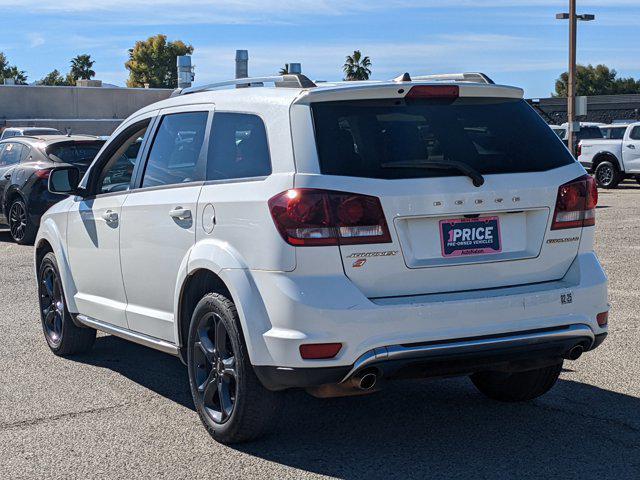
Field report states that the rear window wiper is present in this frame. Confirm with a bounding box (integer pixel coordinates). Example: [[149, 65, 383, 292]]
[[380, 160, 485, 187]]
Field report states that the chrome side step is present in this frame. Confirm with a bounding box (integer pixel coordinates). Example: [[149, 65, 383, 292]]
[[75, 314, 180, 356], [341, 324, 595, 382]]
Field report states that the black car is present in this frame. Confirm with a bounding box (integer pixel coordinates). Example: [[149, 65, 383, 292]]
[[0, 135, 105, 244]]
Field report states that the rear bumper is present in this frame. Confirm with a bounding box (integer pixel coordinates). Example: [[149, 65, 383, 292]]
[[238, 252, 608, 388], [255, 326, 605, 390]]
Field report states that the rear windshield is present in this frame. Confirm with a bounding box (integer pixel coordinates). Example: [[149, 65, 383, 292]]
[[47, 141, 105, 168], [25, 128, 62, 136], [576, 127, 603, 141], [311, 97, 575, 179]]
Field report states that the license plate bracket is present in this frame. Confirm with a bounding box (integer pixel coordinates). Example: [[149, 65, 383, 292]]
[[440, 216, 502, 257]]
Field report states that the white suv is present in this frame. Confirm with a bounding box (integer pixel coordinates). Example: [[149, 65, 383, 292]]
[[35, 73, 609, 444]]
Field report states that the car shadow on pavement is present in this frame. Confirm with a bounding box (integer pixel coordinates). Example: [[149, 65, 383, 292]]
[[0, 230, 14, 243], [72, 335, 640, 479]]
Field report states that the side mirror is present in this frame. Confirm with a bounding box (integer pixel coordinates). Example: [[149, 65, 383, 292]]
[[48, 166, 81, 195]]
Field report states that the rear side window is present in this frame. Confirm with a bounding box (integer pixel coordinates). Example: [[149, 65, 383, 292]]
[[311, 97, 575, 179], [0, 143, 24, 166], [141, 112, 208, 188], [207, 113, 271, 181], [47, 141, 105, 168]]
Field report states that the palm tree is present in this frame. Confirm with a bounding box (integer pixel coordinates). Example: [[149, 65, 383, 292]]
[[278, 64, 289, 75], [69, 54, 96, 82], [343, 50, 372, 81]]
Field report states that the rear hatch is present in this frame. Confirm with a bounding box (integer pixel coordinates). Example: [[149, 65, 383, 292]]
[[304, 85, 585, 297]]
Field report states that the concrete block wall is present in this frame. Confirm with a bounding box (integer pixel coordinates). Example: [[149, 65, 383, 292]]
[[0, 84, 173, 136]]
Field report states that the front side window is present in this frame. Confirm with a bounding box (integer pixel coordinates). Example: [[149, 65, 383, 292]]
[[0, 143, 24, 166], [141, 112, 208, 188], [630, 126, 640, 140], [207, 113, 271, 181], [97, 122, 150, 194]]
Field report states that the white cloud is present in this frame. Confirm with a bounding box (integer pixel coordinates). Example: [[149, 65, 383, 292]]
[[27, 33, 45, 48]]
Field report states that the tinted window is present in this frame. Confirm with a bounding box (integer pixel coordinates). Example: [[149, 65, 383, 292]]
[[575, 127, 603, 141], [1, 131, 17, 139], [207, 113, 271, 180], [312, 98, 575, 179], [47, 141, 105, 168], [0, 143, 24, 166], [630, 126, 640, 140], [97, 123, 150, 194], [24, 128, 62, 136], [141, 112, 208, 188], [610, 128, 626, 140]]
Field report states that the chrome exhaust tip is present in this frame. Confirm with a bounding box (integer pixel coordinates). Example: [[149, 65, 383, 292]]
[[351, 369, 378, 391]]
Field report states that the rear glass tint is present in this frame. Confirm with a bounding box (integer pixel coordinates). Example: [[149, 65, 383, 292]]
[[48, 141, 105, 168], [311, 97, 575, 179], [575, 127, 603, 141]]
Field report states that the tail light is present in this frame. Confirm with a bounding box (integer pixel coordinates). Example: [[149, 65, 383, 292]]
[[551, 175, 598, 230], [34, 169, 53, 180], [268, 189, 392, 246]]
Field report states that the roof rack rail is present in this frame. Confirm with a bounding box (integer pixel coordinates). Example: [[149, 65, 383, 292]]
[[176, 74, 317, 96], [412, 72, 495, 85]]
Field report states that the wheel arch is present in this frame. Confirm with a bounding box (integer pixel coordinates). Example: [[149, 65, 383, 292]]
[[174, 239, 274, 366], [34, 219, 80, 313], [592, 152, 623, 172], [3, 187, 26, 217]]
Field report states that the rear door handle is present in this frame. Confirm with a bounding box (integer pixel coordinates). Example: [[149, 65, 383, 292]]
[[102, 210, 118, 223], [169, 207, 192, 220]]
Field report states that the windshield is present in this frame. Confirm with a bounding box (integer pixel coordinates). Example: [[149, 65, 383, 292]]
[[311, 97, 575, 179], [47, 141, 105, 168]]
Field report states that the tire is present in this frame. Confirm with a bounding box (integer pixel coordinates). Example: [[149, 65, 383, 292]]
[[8, 198, 37, 245], [37, 252, 96, 355], [187, 293, 282, 444], [594, 160, 622, 189], [471, 362, 563, 402]]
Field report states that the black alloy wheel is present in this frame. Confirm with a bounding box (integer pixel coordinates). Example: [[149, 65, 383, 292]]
[[37, 252, 96, 355], [39, 261, 65, 348], [187, 293, 281, 444], [8, 199, 28, 243], [192, 311, 238, 424]]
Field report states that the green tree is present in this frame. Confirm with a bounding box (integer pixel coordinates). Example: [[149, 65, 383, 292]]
[[554, 64, 640, 96], [69, 54, 96, 82], [278, 64, 289, 75], [1, 51, 28, 84], [39, 69, 71, 86], [125, 34, 193, 88], [343, 50, 372, 81]]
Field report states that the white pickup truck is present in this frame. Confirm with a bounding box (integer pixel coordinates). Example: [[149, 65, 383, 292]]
[[579, 122, 640, 188]]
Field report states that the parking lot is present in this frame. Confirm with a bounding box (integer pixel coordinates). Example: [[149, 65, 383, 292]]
[[0, 183, 638, 479]]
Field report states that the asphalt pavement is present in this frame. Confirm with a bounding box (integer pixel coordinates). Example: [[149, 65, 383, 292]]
[[1, 182, 639, 479]]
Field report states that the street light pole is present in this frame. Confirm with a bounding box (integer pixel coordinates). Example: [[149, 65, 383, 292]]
[[568, 0, 577, 157], [557, 4, 594, 157]]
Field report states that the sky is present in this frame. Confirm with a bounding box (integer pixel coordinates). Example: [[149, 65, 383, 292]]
[[0, 1, 639, 98]]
